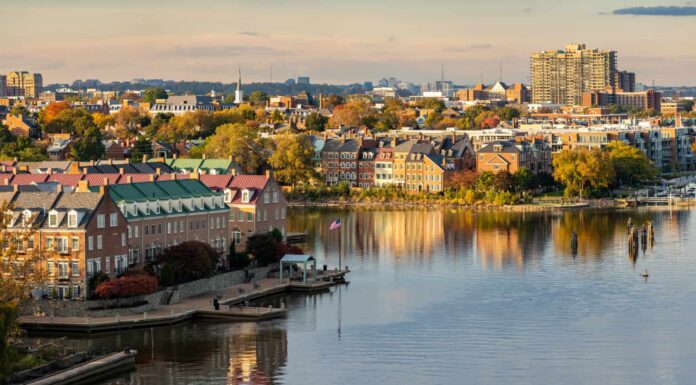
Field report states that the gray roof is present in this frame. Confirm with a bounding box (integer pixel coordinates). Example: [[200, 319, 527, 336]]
[[12, 192, 60, 210]]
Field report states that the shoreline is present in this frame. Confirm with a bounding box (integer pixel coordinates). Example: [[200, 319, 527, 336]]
[[289, 198, 696, 211]]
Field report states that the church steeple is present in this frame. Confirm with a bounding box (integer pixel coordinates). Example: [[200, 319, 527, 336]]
[[234, 67, 243, 104]]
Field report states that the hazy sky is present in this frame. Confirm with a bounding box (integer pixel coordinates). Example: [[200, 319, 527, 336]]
[[1, 0, 695, 85]]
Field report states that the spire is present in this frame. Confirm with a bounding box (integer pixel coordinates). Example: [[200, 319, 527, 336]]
[[236, 66, 241, 93], [234, 66, 243, 104]]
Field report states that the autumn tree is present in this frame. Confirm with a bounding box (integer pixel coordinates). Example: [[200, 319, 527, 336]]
[[8, 105, 30, 117], [330, 99, 375, 128], [42, 108, 94, 134], [202, 123, 269, 173], [475, 111, 500, 129], [605, 141, 656, 186], [157, 241, 220, 284], [92, 112, 114, 130], [249, 91, 269, 107], [492, 170, 515, 192], [553, 148, 615, 198], [322, 94, 345, 110], [114, 106, 150, 140], [143, 87, 168, 103], [446, 170, 479, 190], [95, 274, 158, 300], [38, 102, 71, 125], [268, 134, 317, 187]]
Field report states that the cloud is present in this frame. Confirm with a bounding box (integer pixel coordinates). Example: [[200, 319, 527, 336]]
[[387, 36, 397, 43], [612, 6, 696, 16], [237, 31, 267, 37], [159, 45, 288, 57], [446, 44, 493, 53]]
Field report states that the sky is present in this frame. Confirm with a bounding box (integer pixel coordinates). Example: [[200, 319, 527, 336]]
[[1, 0, 695, 86]]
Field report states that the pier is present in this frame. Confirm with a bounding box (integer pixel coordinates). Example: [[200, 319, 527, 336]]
[[19, 269, 349, 334], [22, 350, 137, 385]]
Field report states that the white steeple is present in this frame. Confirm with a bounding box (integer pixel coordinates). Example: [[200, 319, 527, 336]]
[[234, 67, 243, 104]]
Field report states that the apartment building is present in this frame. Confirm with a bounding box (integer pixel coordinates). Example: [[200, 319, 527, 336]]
[[531, 44, 616, 105], [5, 71, 43, 99], [476, 140, 553, 175], [581, 89, 661, 111], [102, 179, 230, 267], [4, 186, 128, 300]]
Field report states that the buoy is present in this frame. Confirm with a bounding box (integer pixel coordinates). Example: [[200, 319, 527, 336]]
[[641, 270, 649, 278]]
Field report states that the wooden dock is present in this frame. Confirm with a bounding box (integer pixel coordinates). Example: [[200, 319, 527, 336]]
[[285, 232, 307, 244], [24, 350, 136, 385], [19, 269, 349, 334]]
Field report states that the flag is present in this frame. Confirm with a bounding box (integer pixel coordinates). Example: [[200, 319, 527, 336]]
[[329, 218, 341, 231]]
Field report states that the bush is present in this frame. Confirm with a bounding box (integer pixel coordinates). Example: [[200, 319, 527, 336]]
[[0, 304, 18, 376], [87, 272, 110, 299], [157, 241, 220, 284], [95, 274, 158, 300], [246, 233, 280, 266]]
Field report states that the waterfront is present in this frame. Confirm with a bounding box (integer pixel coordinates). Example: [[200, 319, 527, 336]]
[[40, 207, 696, 385]]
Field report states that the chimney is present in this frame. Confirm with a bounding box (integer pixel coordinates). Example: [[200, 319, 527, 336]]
[[56, 184, 63, 193], [77, 180, 89, 193], [13, 184, 19, 193], [202, 153, 206, 160], [119, 168, 125, 175], [230, 168, 236, 177], [12, 167, 18, 175], [173, 153, 177, 159], [90, 160, 95, 166], [47, 167, 53, 175], [452, 131, 456, 143], [359, 136, 363, 147], [142, 154, 148, 163], [108, 158, 113, 165], [103, 177, 109, 186], [149, 174, 155, 182], [82, 167, 87, 175], [126, 176, 132, 184], [190, 172, 199, 180], [265, 170, 272, 179], [125, 158, 130, 164], [156, 168, 161, 175], [99, 185, 107, 196]]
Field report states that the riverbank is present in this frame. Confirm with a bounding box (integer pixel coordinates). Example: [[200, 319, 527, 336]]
[[289, 197, 696, 211]]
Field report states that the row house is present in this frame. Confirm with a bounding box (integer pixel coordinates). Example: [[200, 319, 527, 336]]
[[476, 140, 553, 175], [320, 138, 362, 186], [3, 185, 128, 300], [102, 179, 230, 267], [403, 153, 451, 193]]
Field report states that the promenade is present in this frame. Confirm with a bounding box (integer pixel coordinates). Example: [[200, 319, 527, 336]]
[[19, 270, 348, 333]]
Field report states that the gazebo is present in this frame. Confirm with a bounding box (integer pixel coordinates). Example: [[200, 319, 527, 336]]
[[279, 254, 317, 283]]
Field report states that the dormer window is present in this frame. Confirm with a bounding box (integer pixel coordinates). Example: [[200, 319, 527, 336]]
[[67, 210, 78, 228], [241, 189, 250, 204], [224, 189, 233, 204], [22, 210, 33, 226], [48, 211, 58, 228]]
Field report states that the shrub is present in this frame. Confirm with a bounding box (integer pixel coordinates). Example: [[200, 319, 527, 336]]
[[0, 304, 18, 376], [95, 274, 158, 300], [87, 272, 110, 299], [246, 232, 280, 266]]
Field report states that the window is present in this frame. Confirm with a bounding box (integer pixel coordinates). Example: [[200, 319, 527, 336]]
[[145, 225, 149, 236], [121, 233, 126, 247], [97, 214, 105, 228], [238, 211, 243, 221], [264, 192, 270, 203], [273, 191, 279, 203], [71, 237, 79, 251], [27, 237, 34, 250], [58, 262, 69, 279], [216, 217, 221, 229], [110, 213, 117, 227], [97, 235, 103, 250], [46, 237, 54, 250], [134, 225, 139, 238], [48, 213, 58, 227], [88, 236, 93, 251], [190, 221, 193, 231], [281, 208, 286, 220], [72, 262, 79, 276], [242, 190, 250, 203], [128, 225, 132, 238], [263, 209, 267, 221], [158, 224, 162, 234], [68, 212, 78, 228], [232, 230, 241, 244], [151, 225, 156, 235], [47, 261, 54, 276], [167, 222, 172, 234], [247, 213, 252, 222], [105, 256, 110, 273], [210, 218, 214, 229]]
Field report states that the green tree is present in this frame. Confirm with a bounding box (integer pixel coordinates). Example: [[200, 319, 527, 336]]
[[552, 148, 615, 198], [513, 168, 535, 191], [495, 106, 521, 121], [305, 112, 328, 132], [605, 141, 655, 186], [249, 90, 269, 107], [9, 105, 30, 116], [202, 123, 269, 173], [70, 126, 105, 161], [246, 232, 280, 266], [492, 170, 514, 192], [269, 134, 317, 186], [130, 137, 153, 161], [143, 87, 168, 103], [43, 108, 95, 135]]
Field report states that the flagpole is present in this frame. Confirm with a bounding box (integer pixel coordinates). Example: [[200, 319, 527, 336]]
[[338, 217, 342, 271]]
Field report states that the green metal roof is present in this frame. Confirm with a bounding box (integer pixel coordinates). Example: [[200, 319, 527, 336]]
[[171, 159, 203, 170], [200, 158, 232, 172]]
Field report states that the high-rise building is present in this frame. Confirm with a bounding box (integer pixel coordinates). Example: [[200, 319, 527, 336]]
[[296, 76, 310, 85], [5, 71, 43, 98], [615, 70, 636, 92], [530, 44, 616, 105], [0, 75, 6, 97]]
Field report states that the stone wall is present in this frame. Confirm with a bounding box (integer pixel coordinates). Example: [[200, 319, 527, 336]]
[[21, 266, 273, 317]]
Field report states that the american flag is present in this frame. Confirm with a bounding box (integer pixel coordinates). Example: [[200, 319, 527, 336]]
[[329, 218, 341, 231]]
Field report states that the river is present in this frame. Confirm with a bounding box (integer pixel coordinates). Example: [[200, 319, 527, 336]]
[[44, 207, 696, 385]]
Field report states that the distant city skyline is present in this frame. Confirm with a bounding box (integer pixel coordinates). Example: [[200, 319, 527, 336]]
[[2, 0, 696, 85]]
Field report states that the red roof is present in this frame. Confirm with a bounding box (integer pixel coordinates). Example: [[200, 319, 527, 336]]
[[229, 175, 268, 190], [0, 174, 13, 185], [85, 173, 121, 186], [48, 173, 84, 186], [11, 174, 49, 185], [118, 174, 154, 184], [199, 174, 233, 191]]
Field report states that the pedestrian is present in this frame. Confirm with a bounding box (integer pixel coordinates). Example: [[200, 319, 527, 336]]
[[213, 298, 220, 311]]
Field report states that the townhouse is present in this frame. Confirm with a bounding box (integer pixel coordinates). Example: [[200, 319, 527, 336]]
[[476, 139, 553, 175]]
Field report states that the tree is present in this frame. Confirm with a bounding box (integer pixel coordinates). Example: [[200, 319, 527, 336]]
[[457, 105, 489, 130], [495, 106, 521, 122], [330, 99, 375, 128], [38, 102, 71, 125], [143, 87, 168, 103], [70, 126, 105, 161], [92, 112, 115, 130], [513, 168, 535, 191], [157, 241, 220, 284], [130, 137, 153, 161], [414, 98, 445, 112], [305, 112, 328, 132], [246, 232, 280, 266], [322, 94, 345, 110], [202, 123, 269, 173], [475, 111, 500, 129], [269, 134, 316, 186], [114, 106, 148, 140], [424, 111, 443, 128], [552, 148, 615, 198], [606, 141, 656, 186], [492, 170, 514, 192], [446, 170, 479, 190], [228, 241, 250, 270], [42, 108, 95, 135], [9, 105, 30, 117], [249, 91, 269, 107]]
